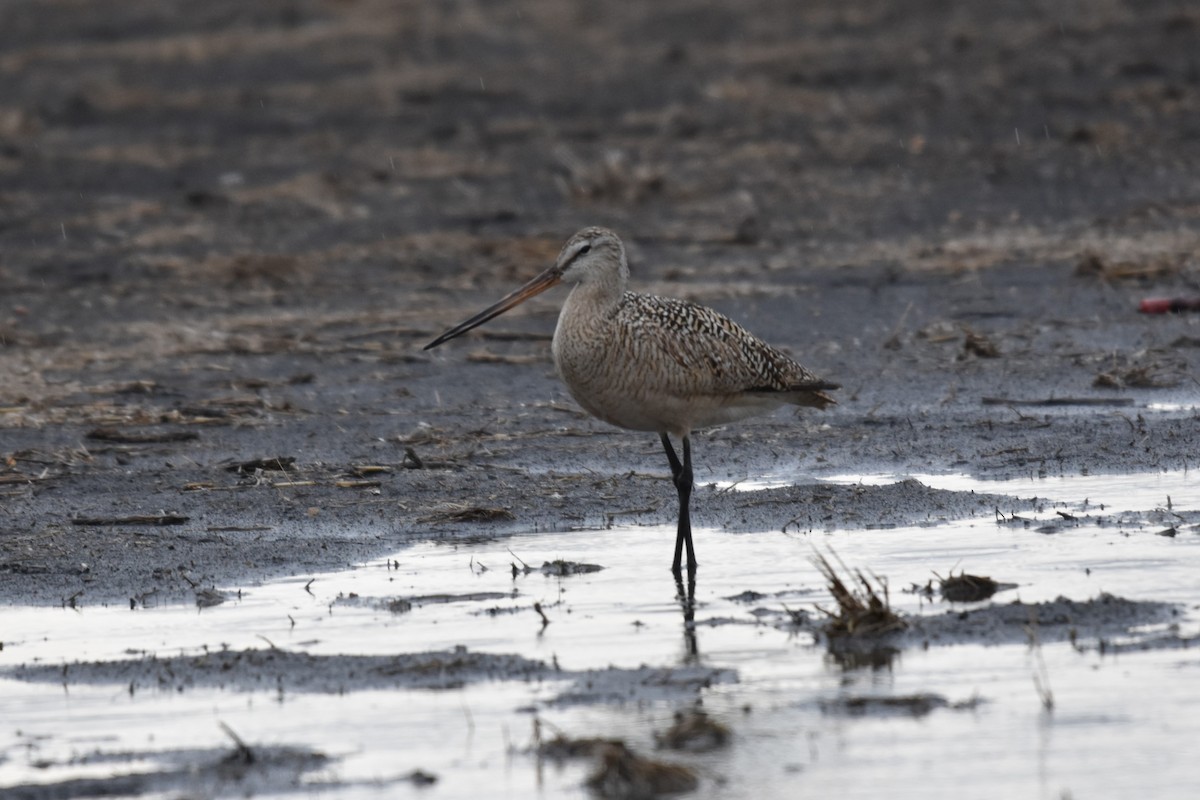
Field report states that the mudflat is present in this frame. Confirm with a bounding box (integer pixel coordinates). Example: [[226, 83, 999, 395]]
[[1, 0, 1197, 605]]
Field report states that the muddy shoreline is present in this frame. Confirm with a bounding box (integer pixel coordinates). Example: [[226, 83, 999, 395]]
[[2, 0, 1198, 609], [4, 4, 1200, 797], [2, 262, 1195, 605]]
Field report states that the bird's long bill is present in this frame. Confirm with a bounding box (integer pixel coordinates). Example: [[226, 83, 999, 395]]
[[424, 265, 562, 350]]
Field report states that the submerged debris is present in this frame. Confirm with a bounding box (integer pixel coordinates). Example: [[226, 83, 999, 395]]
[[195, 588, 228, 609], [655, 709, 730, 752], [724, 590, 768, 603], [586, 742, 698, 799], [540, 560, 604, 576], [820, 693, 982, 717], [825, 646, 900, 671], [384, 598, 413, 614], [937, 571, 1012, 603], [401, 769, 438, 786], [538, 734, 626, 761], [537, 732, 698, 799]]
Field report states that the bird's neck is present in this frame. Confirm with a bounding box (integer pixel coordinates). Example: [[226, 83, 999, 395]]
[[563, 266, 626, 317]]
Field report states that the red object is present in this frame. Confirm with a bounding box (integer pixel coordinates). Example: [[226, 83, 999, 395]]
[[1138, 297, 1200, 314]]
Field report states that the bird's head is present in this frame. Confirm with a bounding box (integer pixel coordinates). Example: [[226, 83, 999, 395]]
[[424, 226, 628, 350], [554, 226, 627, 286]]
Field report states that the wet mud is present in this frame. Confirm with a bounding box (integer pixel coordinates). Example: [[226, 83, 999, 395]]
[[2, 0, 1198, 606], [1, 2, 1199, 797]]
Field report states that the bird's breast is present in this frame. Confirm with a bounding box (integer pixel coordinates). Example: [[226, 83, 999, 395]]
[[550, 297, 754, 436]]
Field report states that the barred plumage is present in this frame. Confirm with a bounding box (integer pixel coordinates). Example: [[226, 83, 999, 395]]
[[426, 226, 838, 575]]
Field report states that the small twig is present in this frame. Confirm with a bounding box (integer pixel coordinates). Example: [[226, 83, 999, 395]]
[[508, 548, 534, 578], [403, 446, 425, 469], [219, 721, 256, 764]]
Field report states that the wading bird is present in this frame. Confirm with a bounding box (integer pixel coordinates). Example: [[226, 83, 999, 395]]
[[425, 227, 837, 576]]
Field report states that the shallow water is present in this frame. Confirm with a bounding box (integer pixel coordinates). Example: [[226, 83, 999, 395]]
[[2, 472, 1198, 798]]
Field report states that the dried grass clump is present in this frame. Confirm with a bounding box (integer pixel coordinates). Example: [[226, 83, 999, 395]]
[[812, 551, 907, 637]]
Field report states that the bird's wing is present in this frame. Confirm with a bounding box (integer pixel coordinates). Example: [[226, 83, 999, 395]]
[[617, 294, 837, 406]]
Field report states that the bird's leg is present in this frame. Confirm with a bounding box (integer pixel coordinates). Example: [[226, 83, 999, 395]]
[[660, 432, 683, 477], [660, 433, 696, 575], [674, 569, 699, 662]]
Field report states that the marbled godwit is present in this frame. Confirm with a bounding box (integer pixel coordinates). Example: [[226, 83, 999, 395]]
[[425, 227, 837, 575]]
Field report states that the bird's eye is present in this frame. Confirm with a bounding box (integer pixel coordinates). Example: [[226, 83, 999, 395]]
[[578, 244, 591, 255]]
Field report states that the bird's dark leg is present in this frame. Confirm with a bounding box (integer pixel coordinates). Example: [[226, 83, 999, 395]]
[[660, 433, 696, 576], [674, 569, 699, 662]]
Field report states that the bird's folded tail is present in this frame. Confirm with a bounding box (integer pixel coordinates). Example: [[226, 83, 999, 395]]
[[748, 379, 840, 410]]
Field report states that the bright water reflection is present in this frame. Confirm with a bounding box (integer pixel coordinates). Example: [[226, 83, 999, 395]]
[[1, 471, 1198, 799]]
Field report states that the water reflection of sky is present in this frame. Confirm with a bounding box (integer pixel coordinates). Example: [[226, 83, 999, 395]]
[[2, 471, 1198, 798]]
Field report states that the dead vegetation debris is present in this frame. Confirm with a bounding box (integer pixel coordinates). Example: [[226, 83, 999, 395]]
[[538, 733, 627, 760], [909, 570, 1013, 602], [538, 730, 697, 800], [1094, 363, 1182, 389], [540, 560, 605, 576], [87, 426, 200, 444], [820, 693, 982, 717], [224, 456, 295, 473], [334, 478, 381, 489], [195, 587, 228, 609], [401, 769, 438, 786], [915, 320, 961, 344], [1075, 251, 1188, 282], [937, 571, 1010, 603], [962, 328, 1002, 358], [812, 551, 907, 638], [71, 513, 189, 526], [654, 709, 730, 753], [347, 464, 392, 477], [418, 505, 515, 524], [586, 742, 698, 799], [401, 446, 458, 470]]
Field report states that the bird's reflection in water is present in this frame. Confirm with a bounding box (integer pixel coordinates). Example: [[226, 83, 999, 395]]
[[674, 572, 699, 663]]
